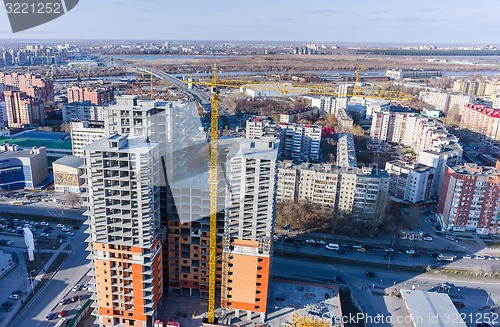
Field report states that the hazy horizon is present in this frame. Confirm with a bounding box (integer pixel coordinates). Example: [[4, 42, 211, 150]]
[[1, 0, 499, 44]]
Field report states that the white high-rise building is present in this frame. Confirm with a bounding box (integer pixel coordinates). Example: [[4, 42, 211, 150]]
[[385, 160, 435, 203], [70, 121, 105, 157], [82, 134, 163, 327]]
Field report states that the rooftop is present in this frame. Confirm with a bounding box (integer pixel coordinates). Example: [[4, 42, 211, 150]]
[[53, 155, 84, 169], [387, 160, 434, 173], [82, 135, 159, 154], [0, 147, 46, 159], [450, 163, 499, 176], [465, 104, 500, 118], [400, 290, 467, 327], [0, 137, 71, 150]]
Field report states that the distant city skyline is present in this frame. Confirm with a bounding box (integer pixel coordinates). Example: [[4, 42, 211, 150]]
[[0, 0, 499, 44]]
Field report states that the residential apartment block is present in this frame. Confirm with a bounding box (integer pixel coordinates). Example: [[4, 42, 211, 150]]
[[0, 71, 54, 104], [459, 104, 500, 141], [417, 144, 463, 197], [70, 121, 106, 157], [83, 135, 163, 327], [385, 160, 435, 203], [276, 161, 389, 221], [437, 163, 500, 235], [221, 139, 278, 323], [245, 117, 321, 162], [402, 115, 460, 154], [419, 91, 476, 113], [63, 101, 104, 122], [337, 133, 357, 168], [4, 90, 45, 127], [67, 85, 115, 106], [279, 107, 320, 123], [370, 106, 418, 143]]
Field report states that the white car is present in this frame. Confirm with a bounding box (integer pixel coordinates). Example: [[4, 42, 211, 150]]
[[462, 255, 472, 259], [423, 236, 433, 241], [305, 239, 316, 244], [9, 294, 20, 300], [61, 227, 70, 232], [439, 283, 451, 290], [475, 255, 486, 260], [72, 284, 81, 291], [66, 232, 74, 236], [41, 233, 50, 237], [317, 240, 326, 245], [385, 248, 395, 253], [56, 224, 65, 228], [40, 222, 49, 226], [406, 249, 415, 255]]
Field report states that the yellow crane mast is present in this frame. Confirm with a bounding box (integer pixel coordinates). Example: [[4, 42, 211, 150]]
[[354, 68, 367, 96], [207, 63, 219, 324]]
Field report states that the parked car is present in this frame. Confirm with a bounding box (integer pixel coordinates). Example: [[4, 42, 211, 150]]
[[41, 233, 50, 237], [462, 255, 472, 259], [335, 276, 348, 284], [71, 295, 79, 302], [475, 255, 486, 260], [61, 227, 70, 232], [59, 298, 69, 305], [365, 271, 376, 277], [453, 302, 465, 308], [1, 301, 13, 308], [445, 235, 455, 241], [45, 312, 56, 320], [56, 224, 65, 228], [406, 249, 416, 255], [72, 284, 81, 291], [385, 248, 395, 253], [9, 293, 20, 300], [58, 310, 67, 318], [423, 236, 433, 241]]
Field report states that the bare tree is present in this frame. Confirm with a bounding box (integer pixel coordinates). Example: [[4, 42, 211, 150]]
[[444, 104, 461, 126], [65, 193, 81, 209]]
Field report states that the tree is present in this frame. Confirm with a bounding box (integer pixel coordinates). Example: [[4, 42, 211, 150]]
[[60, 122, 71, 133], [444, 104, 461, 126], [349, 124, 365, 136], [65, 193, 81, 209]]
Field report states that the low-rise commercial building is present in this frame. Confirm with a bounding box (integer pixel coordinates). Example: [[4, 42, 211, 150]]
[[0, 144, 48, 190], [52, 155, 84, 193], [385, 69, 443, 80]]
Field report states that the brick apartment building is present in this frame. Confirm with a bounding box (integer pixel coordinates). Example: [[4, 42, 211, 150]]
[[460, 104, 500, 141], [68, 85, 115, 105], [4, 90, 45, 127], [0, 71, 54, 104], [437, 162, 500, 235]]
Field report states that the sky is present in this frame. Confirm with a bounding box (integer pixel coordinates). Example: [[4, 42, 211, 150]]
[[0, 0, 499, 44]]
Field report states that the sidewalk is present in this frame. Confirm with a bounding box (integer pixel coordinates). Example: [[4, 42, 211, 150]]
[[0, 241, 69, 327]]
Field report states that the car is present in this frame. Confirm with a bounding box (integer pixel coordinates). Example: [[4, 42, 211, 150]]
[[423, 236, 433, 241], [0, 240, 7, 245], [40, 221, 49, 226], [1, 301, 13, 308], [385, 248, 395, 253], [475, 255, 486, 260], [411, 253, 421, 258], [0, 307, 11, 312], [445, 235, 455, 241], [41, 233, 50, 237], [305, 239, 316, 244], [317, 240, 326, 245], [406, 249, 415, 255], [61, 227, 70, 232], [352, 245, 362, 249], [81, 284, 88, 291], [453, 302, 465, 308], [59, 298, 69, 305], [5, 240, 13, 246], [357, 247, 366, 252], [8, 294, 20, 300], [58, 310, 67, 318], [438, 283, 451, 290], [72, 284, 81, 291], [335, 276, 348, 284], [71, 295, 79, 302], [462, 255, 472, 259], [56, 224, 65, 228], [73, 225, 80, 230], [365, 271, 376, 277], [66, 232, 74, 236]]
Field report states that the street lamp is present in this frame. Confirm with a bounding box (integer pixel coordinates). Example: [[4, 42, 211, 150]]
[[29, 269, 36, 295]]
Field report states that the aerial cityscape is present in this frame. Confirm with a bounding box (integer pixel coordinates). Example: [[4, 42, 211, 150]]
[[0, 2, 500, 327]]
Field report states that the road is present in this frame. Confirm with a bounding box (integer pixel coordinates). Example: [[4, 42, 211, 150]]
[[0, 201, 85, 221], [7, 231, 90, 327], [272, 256, 500, 326], [137, 67, 211, 107]]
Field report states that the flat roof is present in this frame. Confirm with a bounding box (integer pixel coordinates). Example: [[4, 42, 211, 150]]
[[0, 148, 44, 159], [0, 137, 72, 150], [53, 155, 84, 169], [401, 290, 467, 327]]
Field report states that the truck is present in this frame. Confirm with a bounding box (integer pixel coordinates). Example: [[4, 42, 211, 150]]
[[437, 254, 456, 261]]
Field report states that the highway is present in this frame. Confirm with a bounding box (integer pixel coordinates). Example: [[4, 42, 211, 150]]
[[137, 67, 211, 106], [7, 231, 90, 327]]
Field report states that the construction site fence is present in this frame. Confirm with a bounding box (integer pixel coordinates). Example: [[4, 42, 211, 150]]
[[67, 299, 93, 327]]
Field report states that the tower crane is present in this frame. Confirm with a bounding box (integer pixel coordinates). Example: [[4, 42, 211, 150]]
[[353, 68, 367, 96], [207, 64, 219, 324]]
